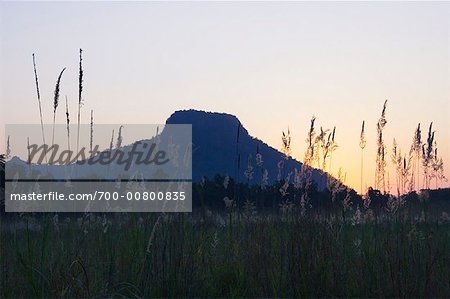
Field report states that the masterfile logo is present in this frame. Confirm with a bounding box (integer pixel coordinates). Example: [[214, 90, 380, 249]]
[[4, 124, 192, 212]]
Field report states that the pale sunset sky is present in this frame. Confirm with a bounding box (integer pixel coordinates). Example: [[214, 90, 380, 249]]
[[1, 1, 449, 191]]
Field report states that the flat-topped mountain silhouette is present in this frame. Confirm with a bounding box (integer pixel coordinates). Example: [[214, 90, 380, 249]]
[[166, 109, 328, 189]]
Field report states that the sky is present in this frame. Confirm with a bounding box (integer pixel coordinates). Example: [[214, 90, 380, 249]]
[[1, 1, 449, 192]]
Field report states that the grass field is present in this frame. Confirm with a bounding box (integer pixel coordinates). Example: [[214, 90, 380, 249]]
[[1, 212, 449, 298]]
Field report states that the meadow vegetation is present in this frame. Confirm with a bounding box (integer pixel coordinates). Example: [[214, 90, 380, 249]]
[[1, 52, 449, 298]]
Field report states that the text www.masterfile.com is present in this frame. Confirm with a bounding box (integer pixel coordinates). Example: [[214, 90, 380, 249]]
[[9, 191, 187, 201]]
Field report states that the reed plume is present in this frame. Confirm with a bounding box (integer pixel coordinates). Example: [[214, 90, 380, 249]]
[[375, 100, 387, 192], [422, 122, 434, 189], [304, 116, 316, 166], [359, 121, 366, 195], [391, 138, 400, 194], [431, 146, 446, 189], [116, 125, 124, 149], [427, 131, 446, 189], [6, 135, 11, 159], [244, 154, 254, 181], [52, 67, 66, 146], [410, 123, 422, 190], [322, 126, 337, 172], [314, 127, 326, 168], [281, 127, 291, 159], [76, 48, 84, 154], [90, 110, 94, 157], [65, 96, 70, 151], [402, 155, 413, 194], [300, 116, 318, 200], [391, 139, 412, 195]]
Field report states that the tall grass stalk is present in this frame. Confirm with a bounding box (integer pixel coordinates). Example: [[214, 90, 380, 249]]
[[359, 121, 366, 195], [116, 125, 124, 149], [27, 137, 31, 166], [422, 123, 434, 189], [6, 135, 11, 159], [51, 68, 66, 146], [391, 138, 400, 195], [410, 123, 422, 191], [430, 137, 446, 189], [304, 116, 316, 167], [281, 127, 292, 159], [76, 49, 84, 155], [90, 110, 93, 157], [375, 100, 387, 192], [314, 127, 326, 169], [32, 54, 47, 162], [324, 126, 337, 174], [65, 96, 70, 151]]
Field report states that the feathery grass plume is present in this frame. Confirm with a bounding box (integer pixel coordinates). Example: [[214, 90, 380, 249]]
[[281, 127, 291, 159], [279, 171, 291, 198], [422, 122, 434, 189], [375, 100, 387, 192], [430, 137, 446, 189], [402, 154, 413, 194], [301, 116, 317, 203], [359, 121, 367, 195], [314, 126, 326, 169], [254, 143, 264, 207], [26, 137, 32, 173], [223, 175, 230, 190], [391, 138, 400, 195], [243, 153, 254, 211], [244, 154, 254, 181], [6, 135, 11, 159], [89, 110, 94, 157], [76, 48, 84, 154], [32, 54, 47, 151], [116, 125, 124, 149], [321, 126, 337, 172], [255, 147, 263, 168], [277, 160, 284, 181], [323, 126, 337, 172], [65, 96, 70, 151], [409, 123, 422, 190], [52, 67, 66, 146], [304, 116, 316, 166], [27, 137, 31, 165], [359, 121, 367, 149], [391, 140, 413, 195], [261, 168, 268, 189], [432, 152, 446, 189], [293, 168, 302, 189], [141, 214, 163, 281], [329, 168, 347, 202]]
